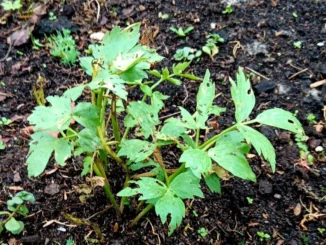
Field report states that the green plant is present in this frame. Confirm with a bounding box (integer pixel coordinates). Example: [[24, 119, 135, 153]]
[[1, 0, 22, 11], [0, 140, 5, 150], [174, 47, 202, 61], [246, 197, 253, 204], [47, 29, 80, 65], [0, 191, 35, 234], [169, 26, 194, 37], [207, 33, 225, 44], [294, 41, 302, 49], [198, 227, 208, 237], [26, 23, 304, 236], [307, 113, 317, 125], [202, 40, 219, 60], [295, 133, 314, 165], [292, 12, 298, 18], [317, 227, 326, 235], [257, 231, 270, 241], [65, 237, 76, 245], [31, 34, 44, 50], [0, 117, 12, 126], [222, 4, 233, 14], [48, 11, 57, 21]]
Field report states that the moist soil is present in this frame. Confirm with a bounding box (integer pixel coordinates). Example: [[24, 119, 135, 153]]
[[1, 0, 326, 244]]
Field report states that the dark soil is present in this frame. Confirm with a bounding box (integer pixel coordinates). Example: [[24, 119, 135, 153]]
[[1, 0, 326, 244]]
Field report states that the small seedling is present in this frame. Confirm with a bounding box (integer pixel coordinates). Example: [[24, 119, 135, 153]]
[[222, 4, 233, 14], [198, 227, 208, 237], [170, 26, 194, 37], [307, 113, 317, 125], [16, 50, 24, 56], [48, 11, 57, 21], [246, 197, 253, 204], [192, 210, 198, 217], [317, 227, 326, 235], [174, 47, 202, 61], [295, 133, 314, 165], [0, 140, 5, 150], [207, 33, 225, 44], [202, 41, 219, 60], [1, 0, 22, 11], [47, 29, 80, 65], [160, 13, 169, 20], [294, 41, 302, 49], [0, 117, 12, 126], [0, 191, 35, 234], [292, 12, 298, 18], [257, 231, 271, 241], [31, 34, 44, 50], [65, 237, 76, 245]]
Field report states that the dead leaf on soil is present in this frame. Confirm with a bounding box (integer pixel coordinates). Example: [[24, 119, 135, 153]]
[[210, 164, 232, 180], [29, 3, 48, 24], [86, 176, 105, 187], [271, 0, 279, 7], [7, 28, 32, 47], [74, 184, 93, 195], [299, 199, 326, 230]]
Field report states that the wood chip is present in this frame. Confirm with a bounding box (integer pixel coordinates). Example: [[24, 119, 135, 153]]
[[310, 79, 326, 88], [7, 186, 24, 191], [294, 203, 301, 216]]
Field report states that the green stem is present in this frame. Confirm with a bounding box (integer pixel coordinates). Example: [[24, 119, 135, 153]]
[[93, 160, 120, 214], [130, 204, 154, 227], [119, 172, 130, 212], [168, 162, 186, 183], [1, 204, 22, 225], [97, 88, 104, 109], [111, 95, 121, 143], [195, 128, 200, 148]]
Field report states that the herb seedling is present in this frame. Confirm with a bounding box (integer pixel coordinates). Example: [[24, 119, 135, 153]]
[[198, 227, 208, 237], [222, 4, 233, 14], [1, 0, 22, 11], [307, 113, 317, 125], [318, 227, 326, 235], [66, 237, 76, 245], [295, 133, 314, 165], [202, 40, 219, 60], [170, 26, 194, 37], [294, 41, 302, 49], [0, 191, 35, 234], [48, 11, 57, 21], [174, 47, 202, 61], [292, 12, 298, 18], [47, 29, 80, 65], [207, 33, 225, 44], [160, 13, 169, 20], [0, 117, 12, 126], [0, 140, 5, 150], [31, 34, 44, 50], [246, 197, 253, 204], [257, 231, 271, 241], [26, 23, 305, 237]]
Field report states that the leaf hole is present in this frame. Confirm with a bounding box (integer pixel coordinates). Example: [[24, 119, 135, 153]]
[[247, 89, 252, 95], [288, 119, 294, 124]]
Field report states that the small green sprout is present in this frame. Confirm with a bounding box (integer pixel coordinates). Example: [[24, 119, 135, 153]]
[[192, 210, 198, 217], [317, 227, 326, 235], [295, 133, 314, 164], [0, 117, 12, 126], [292, 12, 298, 18], [207, 33, 225, 44], [16, 50, 24, 56], [48, 11, 57, 21], [198, 227, 208, 237], [30, 34, 44, 50], [222, 4, 233, 14], [174, 47, 202, 61], [169, 26, 194, 37], [294, 41, 302, 49], [307, 113, 317, 125], [257, 231, 271, 241], [0, 191, 35, 234], [160, 13, 169, 20], [65, 237, 76, 245], [48, 29, 80, 65], [246, 197, 253, 204], [202, 41, 219, 60], [1, 0, 22, 11], [0, 81, 5, 87], [0, 140, 5, 150]]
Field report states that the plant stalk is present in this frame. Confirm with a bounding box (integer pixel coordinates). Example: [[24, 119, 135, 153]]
[[111, 95, 121, 143], [130, 204, 154, 227]]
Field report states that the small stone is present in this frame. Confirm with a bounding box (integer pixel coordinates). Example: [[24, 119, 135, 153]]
[[277, 84, 291, 95], [139, 5, 146, 11], [278, 131, 291, 143], [259, 180, 273, 195], [13, 172, 21, 182], [246, 41, 268, 56], [210, 22, 216, 29], [44, 183, 60, 196], [254, 80, 276, 94], [308, 139, 321, 148], [315, 146, 324, 152], [274, 194, 282, 199]]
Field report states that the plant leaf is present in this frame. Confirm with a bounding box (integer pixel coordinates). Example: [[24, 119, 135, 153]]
[[81, 156, 92, 176], [178, 107, 197, 129], [179, 149, 212, 178], [73, 102, 100, 129], [5, 218, 24, 234], [63, 85, 86, 101], [16, 191, 35, 203], [255, 108, 304, 135], [170, 172, 204, 199], [155, 189, 185, 236], [204, 173, 221, 194], [54, 138, 73, 166], [172, 62, 191, 74], [208, 131, 256, 182], [230, 67, 255, 123], [238, 125, 276, 172], [78, 128, 101, 152], [118, 139, 156, 162]]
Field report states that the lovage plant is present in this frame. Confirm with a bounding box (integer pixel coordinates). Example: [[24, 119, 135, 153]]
[[26, 23, 304, 236]]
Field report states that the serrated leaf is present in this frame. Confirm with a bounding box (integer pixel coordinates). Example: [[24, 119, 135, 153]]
[[209, 105, 226, 116], [117, 177, 167, 200], [78, 128, 101, 152], [79, 56, 94, 75], [90, 71, 127, 100], [124, 101, 160, 138], [167, 77, 181, 85], [255, 108, 304, 135], [238, 125, 276, 172], [162, 67, 170, 80], [172, 62, 191, 74], [112, 51, 146, 72], [179, 149, 212, 178], [81, 156, 92, 176], [28, 96, 72, 132], [155, 189, 185, 236], [148, 69, 161, 78], [54, 138, 73, 166], [118, 139, 156, 162], [161, 121, 186, 138], [196, 70, 215, 128], [27, 132, 72, 177], [73, 102, 100, 129], [151, 91, 169, 112], [170, 172, 203, 199], [5, 218, 24, 234], [204, 173, 221, 194], [179, 107, 197, 129], [140, 84, 152, 96], [230, 67, 255, 123], [208, 131, 256, 182], [63, 85, 85, 101]]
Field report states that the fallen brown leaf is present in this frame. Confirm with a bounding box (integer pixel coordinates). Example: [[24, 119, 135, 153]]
[[29, 3, 48, 24], [8, 28, 32, 47]]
